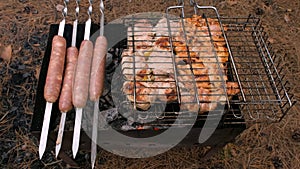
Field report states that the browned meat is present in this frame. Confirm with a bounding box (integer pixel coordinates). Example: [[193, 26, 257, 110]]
[[121, 16, 240, 112], [44, 35, 66, 103], [89, 36, 107, 101], [72, 40, 93, 108], [58, 46, 78, 112]]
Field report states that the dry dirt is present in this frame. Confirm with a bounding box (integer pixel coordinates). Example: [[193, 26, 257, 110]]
[[0, 0, 299, 168]]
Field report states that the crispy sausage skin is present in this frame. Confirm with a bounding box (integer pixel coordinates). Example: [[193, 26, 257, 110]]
[[59, 47, 78, 112], [44, 35, 66, 103], [89, 36, 107, 101], [72, 40, 94, 108]]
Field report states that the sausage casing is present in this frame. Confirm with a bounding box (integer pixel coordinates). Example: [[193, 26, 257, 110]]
[[72, 40, 94, 108], [89, 36, 107, 101], [44, 35, 66, 103], [59, 47, 78, 112]]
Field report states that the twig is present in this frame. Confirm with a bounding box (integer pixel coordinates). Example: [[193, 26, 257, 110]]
[[44, 159, 63, 167]]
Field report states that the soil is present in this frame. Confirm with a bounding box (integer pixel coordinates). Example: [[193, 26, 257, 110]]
[[0, 0, 299, 168]]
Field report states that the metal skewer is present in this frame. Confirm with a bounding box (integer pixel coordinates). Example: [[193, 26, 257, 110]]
[[91, 100, 99, 169], [72, 0, 93, 158], [55, 0, 80, 158], [91, 1, 105, 168], [38, 0, 68, 159]]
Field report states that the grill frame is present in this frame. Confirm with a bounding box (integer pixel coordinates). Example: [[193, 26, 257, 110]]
[[221, 16, 296, 122], [111, 7, 295, 127]]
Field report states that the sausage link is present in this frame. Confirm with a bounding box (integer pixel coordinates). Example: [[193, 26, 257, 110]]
[[89, 36, 108, 101], [44, 35, 66, 103], [72, 40, 94, 108], [59, 47, 78, 112]]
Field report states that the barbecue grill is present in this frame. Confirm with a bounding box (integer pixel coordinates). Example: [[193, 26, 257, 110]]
[[31, 0, 295, 167]]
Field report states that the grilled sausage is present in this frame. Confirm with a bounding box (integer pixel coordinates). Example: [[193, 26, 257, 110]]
[[44, 35, 66, 103], [89, 36, 107, 101], [59, 47, 78, 112], [72, 40, 94, 108]]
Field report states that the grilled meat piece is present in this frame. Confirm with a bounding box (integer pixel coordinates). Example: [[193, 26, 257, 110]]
[[123, 81, 157, 110]]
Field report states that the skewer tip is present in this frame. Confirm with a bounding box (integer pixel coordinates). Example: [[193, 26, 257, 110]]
[[55, 144, 61, 158], [91, 159, 95, 169], [72, 145, 78, 159], [38, 147, 45, 159], [39, 102, 53, 160], [72, 108, 83, 159], [91, 142, 97, 169], [55, 112, 66, 158], [91, 101, 99, 169]]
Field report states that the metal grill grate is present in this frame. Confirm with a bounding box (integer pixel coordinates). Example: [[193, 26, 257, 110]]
[[105, 3, 295, 129], [222, 16, 295, 122]]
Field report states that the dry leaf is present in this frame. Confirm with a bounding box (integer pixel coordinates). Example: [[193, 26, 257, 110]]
[[13, 47, 22, 54], [56, 4, 64, 12], [25, 111, 33, 115], [284, 14, 291, 22], [35, 66, 41, 79], [0, 43, 3, 55], [0, 45, 12, 61], [268, 37, 275, 44], [226, 0, 238, 6]]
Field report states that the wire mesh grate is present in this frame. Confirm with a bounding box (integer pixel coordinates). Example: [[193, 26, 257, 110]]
[[222, 16, 295, 121], [107, 3, 295, 128]]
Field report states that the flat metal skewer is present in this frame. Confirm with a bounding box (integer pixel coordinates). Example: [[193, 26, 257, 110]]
[[55, 109, 66, 157], [39, 0, 68, 159], [72, 0, 93, 158], [91, 2, 105, 168], [39, 102, 53, 159], [91, 100, 99, 169], [55, 0, 80, 158]]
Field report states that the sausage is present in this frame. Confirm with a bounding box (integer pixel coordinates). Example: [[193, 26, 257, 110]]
[[59, 47, 78, 112], [72, 40, 94, 108], [89, 36, 107, 101], [44, 35, 66, 103]]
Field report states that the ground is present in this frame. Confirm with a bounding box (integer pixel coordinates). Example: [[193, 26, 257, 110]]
[[0, 0, 299, 168]]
